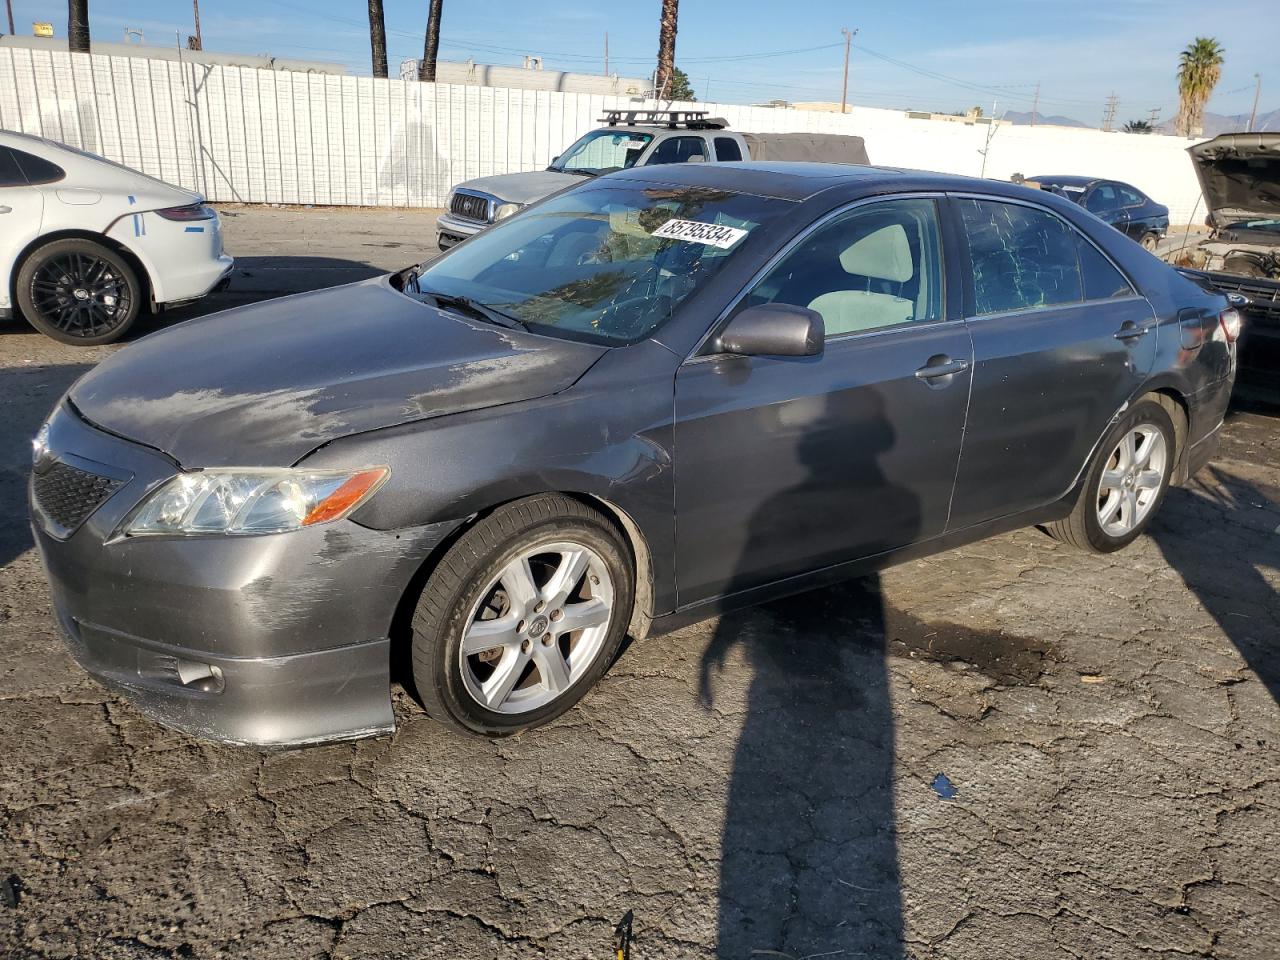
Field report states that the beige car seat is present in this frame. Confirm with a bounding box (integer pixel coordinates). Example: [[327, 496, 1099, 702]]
[[808, 223, 916, 335]]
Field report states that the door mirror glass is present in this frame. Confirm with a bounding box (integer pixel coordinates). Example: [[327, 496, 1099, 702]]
[[718, 304, 824, 357]]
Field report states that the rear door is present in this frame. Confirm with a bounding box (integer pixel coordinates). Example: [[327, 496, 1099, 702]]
[[946, 196, 1158, 528], [673, 196, 972, 605], [0, 146, 46, 316]]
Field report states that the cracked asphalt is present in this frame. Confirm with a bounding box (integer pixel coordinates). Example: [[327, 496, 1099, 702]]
[[2, 208, 1278, 959]]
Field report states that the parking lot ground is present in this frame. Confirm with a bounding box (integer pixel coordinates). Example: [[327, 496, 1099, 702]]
[[1, 208, 1277, 960]]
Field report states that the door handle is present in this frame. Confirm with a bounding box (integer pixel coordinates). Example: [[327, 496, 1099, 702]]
[[914, 356, 970, 380], [0, 205, 12, 214], [1114, 322, 1151, 341]]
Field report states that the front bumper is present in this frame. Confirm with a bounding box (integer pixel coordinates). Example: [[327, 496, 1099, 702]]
[[436, 212, 487, 250], [31, 401, 460, 746]]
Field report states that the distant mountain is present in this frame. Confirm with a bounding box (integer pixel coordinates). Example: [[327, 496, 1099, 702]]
[[1003, 110, 1090, 129], [1158, 107, 1278, 137]]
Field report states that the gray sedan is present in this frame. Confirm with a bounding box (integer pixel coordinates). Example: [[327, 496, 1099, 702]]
[[31, 162, 1239, 745]]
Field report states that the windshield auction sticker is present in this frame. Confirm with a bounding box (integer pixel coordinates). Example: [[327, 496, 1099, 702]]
[[651, 218, 748, 249]]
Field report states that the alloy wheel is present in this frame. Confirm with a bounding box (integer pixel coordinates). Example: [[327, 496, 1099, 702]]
[[458, 541, 615, 714], [1096, 425, 1167, 537], [29, 252, 132, 339]]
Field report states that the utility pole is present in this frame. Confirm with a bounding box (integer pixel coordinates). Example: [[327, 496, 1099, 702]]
[[1030, 81, 1040, 126], [1102, 92, 1119, 132], [5, 0, 15, 36], [840, 27, 857, 115], [190, 0, 202, 50], [1147, 106, 1161, 128], [1248, 74, 1262, 132]]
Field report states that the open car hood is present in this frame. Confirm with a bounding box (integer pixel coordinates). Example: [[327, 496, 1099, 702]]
[[69, 276, 607, 468], [1188, 133, 1280, 220]]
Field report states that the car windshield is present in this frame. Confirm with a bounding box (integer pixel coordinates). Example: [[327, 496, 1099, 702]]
[[550, 130, 655, 176], [1224, 217, 1280, 234], [411, 183, 791, 345]]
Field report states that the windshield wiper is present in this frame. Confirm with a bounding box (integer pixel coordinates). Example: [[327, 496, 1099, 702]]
[[422, 290, 529, 331]]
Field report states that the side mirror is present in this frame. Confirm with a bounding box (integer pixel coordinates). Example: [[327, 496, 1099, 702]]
[[718, 304, 824, 357]]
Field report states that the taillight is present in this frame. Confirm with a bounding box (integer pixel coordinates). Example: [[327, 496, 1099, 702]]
[[155, 203, 215, 221], [1218, 307, 1243, 343]]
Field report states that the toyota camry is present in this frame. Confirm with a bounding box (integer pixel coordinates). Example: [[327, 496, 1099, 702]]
[[31, 162, 1239, 745]]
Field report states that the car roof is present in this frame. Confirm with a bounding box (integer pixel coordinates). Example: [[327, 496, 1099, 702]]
[[1031, 175, 1100, 187], [607, 160, 1057, 203]]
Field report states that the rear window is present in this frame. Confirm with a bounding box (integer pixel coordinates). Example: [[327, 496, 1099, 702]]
[[0, 147, 24, 187], [12, 149, 64, 185]]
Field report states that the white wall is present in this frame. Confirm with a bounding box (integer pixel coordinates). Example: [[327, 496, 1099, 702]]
[[0, 46, 1209, 223]]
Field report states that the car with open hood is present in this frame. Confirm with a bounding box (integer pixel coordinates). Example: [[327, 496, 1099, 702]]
[[1171, 133, 1280, 400], [32, 162, 1238, 746]]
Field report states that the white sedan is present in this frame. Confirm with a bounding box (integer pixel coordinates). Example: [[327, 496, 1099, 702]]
[[0, 130, 233, 345]]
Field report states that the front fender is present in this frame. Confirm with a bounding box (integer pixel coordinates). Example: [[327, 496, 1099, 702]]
[[299, 341, 682, 613]]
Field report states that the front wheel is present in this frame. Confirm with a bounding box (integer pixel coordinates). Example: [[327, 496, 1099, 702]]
[[16, 238, 142, 345], [410, 495, 634, 737], [1044, 398, 1176, 552]]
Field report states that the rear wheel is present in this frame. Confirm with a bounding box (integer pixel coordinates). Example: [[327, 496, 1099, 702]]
[[1045, 398, 1176, 552], [1139, 232, 1159, 252], [410, 495, 634, 737], [16, 238, 141, 345]]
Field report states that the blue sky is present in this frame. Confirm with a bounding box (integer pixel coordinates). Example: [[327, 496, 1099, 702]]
[[9, 1, 1274, 123]]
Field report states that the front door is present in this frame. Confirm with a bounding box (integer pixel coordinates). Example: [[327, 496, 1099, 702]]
[[947, 196, 1159, 528], [673, 197, 972, 607]]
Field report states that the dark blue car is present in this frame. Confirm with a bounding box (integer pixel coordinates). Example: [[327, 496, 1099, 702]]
[[1032, 175, 1170, 251]]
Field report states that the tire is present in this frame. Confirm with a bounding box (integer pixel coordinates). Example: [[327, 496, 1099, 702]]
[[16, 238, 142, 345], [410, 494, 634, 737], [1045, 398, 1176, 553], [1139, 232, 1159, 252]]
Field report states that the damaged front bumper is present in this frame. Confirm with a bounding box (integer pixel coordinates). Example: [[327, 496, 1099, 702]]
[[31, 401, 461, 747]]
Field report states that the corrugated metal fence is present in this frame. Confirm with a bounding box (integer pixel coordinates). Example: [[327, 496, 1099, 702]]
[[0, 46, 1209, 222]]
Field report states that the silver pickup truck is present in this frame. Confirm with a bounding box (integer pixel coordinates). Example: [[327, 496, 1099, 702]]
[[436, 109, 868, 250]]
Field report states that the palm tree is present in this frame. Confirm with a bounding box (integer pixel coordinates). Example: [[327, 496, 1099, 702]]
[[419, 0, 443, 82], [68, 0, 90, 53], [1123, 119, 1154, 134], [1176, 37, 1224, 137], [655, 0, 679, 100], [368, 0, 388, 79]]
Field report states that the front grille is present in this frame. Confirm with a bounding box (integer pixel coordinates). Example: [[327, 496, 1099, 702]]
[[1203, 273, 1280, 324], [32, 460, 123, 535], [450, 191, 491, 223]]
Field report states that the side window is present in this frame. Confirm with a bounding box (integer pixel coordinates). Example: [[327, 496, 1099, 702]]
[[1076, 236, 1134, 300], [1085, 183, 1119, 214], [957, 199, 1082, 314], [0, 147, 25, 187], [714, 137, 743, 161], [746, 198, 944, 337], [11, 149, 64, 185], [1117, 184, 1145, 207], [647, 136, 708, 165]]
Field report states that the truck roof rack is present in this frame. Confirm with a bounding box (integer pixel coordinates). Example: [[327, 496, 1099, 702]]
[[598, 109, 728, 130]]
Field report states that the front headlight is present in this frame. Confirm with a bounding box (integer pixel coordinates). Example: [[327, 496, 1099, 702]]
[[493, 202, 522, 221], [122, 467, 389, 537]]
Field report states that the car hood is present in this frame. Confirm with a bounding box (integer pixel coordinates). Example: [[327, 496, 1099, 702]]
[[1188, 133, 1280, 220], [69, 276, 607, 468], [458, 169, 589, 206]]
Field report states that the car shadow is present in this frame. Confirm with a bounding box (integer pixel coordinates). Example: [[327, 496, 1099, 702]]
[[1148, 465, 1280, 702], [697, 390, 912, 958], [0, 363, 95, 569]]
